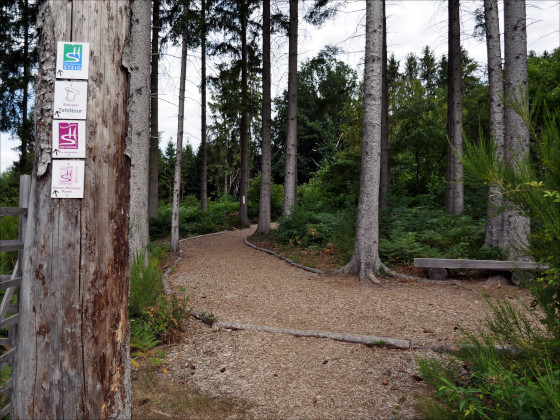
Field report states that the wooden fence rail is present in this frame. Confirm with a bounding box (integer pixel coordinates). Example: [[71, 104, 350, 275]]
[[0, 175, 30, 417]]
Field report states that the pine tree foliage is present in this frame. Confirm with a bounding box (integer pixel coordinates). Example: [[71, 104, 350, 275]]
[[0, 0, 38, 174]]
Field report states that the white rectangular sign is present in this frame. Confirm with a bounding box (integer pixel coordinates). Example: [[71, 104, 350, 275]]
[[51, 160, 85, 198], [53, 81, 88, 120], [56, 42, 90, 80], [52, 120, 86, 158]]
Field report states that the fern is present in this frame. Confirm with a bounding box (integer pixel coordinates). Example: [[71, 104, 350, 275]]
[[130, 319, 160, 352]]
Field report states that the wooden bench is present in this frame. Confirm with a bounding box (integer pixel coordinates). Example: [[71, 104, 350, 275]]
[[414, 258, 548, 284]]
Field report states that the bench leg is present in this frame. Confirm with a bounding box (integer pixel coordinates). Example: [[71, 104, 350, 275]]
[[511, 270, 532, 287], [428, 268, 448, 280]]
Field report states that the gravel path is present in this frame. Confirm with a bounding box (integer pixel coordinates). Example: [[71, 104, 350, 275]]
[[163, 226, 529, 419]]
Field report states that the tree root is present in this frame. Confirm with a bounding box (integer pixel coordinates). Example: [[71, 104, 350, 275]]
[[358, 269, 386, 287]]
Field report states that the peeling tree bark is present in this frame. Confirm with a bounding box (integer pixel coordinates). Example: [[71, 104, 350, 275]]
[[339, 0, 384, 286], [13, 1, 132, 418]]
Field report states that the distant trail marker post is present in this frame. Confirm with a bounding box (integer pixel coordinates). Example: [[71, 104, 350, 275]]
[[12, 1, 132, 418]]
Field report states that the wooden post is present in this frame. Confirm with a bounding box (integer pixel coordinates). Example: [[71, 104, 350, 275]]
[[12, 1, 132, 418], [7, 175, 31, 350]]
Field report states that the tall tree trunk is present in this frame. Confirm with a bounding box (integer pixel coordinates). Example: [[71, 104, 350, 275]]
[[500, 0, 530, 257], [171, 21, 188, 252], [379, 0, 389, 210], [339, 0, 384, 286], [239, 4, 250, 227], [200, 0, 208, 211], [283, 0, 298, 216], [445, 0, 464, 215], [256, 0, 271, 235], [20, 0, 30, 174], [483, 0, 505, 246], [13, 1, 132, 417], [128, 0, 152, 262], [149, 0, 161, 219]]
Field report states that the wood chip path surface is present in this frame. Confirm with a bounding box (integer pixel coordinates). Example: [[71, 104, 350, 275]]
[[164, 226, 531, 419]]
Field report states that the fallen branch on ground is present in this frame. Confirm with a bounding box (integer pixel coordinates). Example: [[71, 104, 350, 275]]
[[244, 238, 326, 275], [191, 310, 409, 349], [162, 250, 182, 295]]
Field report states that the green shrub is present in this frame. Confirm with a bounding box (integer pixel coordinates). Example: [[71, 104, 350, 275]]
[[378, 205, 503, 264], [0, 169, 21, 274], [181, 194, 200, 208], [142, 294, 190, 343], [149, 196, 241, 240], [247, 175, 284, 221], [417, 291, 560, 419], [129, 243, 190, 354], [271, 206, 338, 249], [129, 252, 164, 319], [0, 215, 18, 275]]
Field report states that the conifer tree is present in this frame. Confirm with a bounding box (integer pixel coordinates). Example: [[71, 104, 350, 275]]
[[0, 0, 38, 174]]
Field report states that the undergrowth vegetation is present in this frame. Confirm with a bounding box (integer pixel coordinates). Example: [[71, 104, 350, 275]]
[[150, 194, 241, 240], [260, 174, 503, 270], [129, 243, 190, 366], [416, 104, 560, 418]]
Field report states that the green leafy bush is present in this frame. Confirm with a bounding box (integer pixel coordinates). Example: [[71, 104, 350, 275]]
[[0, 169, 22, 275], [142, 294, 190, 343], [149, 196, 241, 240], [271, 206, 338, 249], [130, 318, 160, 352], [379, 205, 503, 264], [247, 175, 284, 221]]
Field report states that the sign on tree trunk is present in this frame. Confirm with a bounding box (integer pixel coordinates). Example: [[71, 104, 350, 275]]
[[12, 1, 132, 418]]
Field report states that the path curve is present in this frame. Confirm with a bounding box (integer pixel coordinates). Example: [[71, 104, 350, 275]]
[[164, 226, 529, 419]]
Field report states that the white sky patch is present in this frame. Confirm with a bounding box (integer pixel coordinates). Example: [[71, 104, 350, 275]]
[[1, 132, 20, 173]]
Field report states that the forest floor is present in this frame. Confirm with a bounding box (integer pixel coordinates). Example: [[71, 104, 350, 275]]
[[133, 226, 534, 419]]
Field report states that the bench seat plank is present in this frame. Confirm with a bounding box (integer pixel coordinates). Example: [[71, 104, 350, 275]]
[[414, 258, 545, 271]]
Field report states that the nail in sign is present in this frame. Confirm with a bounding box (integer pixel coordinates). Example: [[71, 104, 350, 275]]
[[53, 81, 88, 120], [52, 120, 86, 158], [56, 42, 90, 79], [51, 160, 85, 198]]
